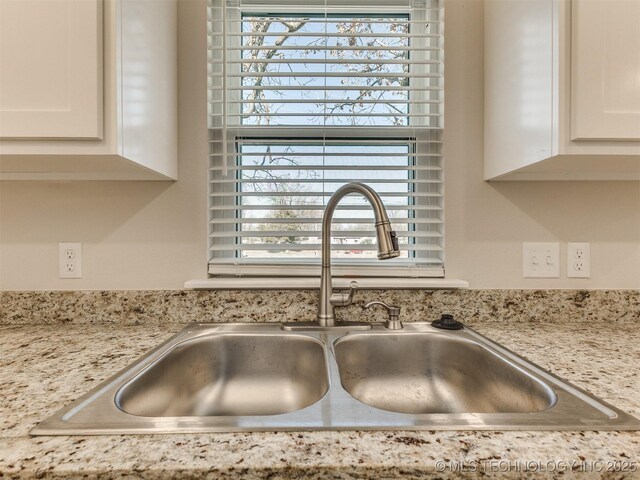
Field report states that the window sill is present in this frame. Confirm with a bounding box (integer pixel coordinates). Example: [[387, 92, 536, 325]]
[[184, 278, 469, 290]]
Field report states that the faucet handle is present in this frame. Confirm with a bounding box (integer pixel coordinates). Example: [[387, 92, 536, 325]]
[[330, 281, 358, 307], [364, 300, 403, 330]]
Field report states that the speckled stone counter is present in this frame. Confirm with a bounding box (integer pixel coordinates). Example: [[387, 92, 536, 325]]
[[2, 289, 640, 325], [1, 321, 639, 479]]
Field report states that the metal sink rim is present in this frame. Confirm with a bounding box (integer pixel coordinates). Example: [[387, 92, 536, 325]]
[[31, 322, 640, 435]]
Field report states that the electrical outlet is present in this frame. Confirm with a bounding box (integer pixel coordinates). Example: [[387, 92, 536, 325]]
[[523, 242, 560, 278], [59, 243, 82, 279], [567, 242, 590, 278]]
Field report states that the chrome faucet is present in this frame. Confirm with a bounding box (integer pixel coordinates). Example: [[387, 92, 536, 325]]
[[317, 182, 400, 327]]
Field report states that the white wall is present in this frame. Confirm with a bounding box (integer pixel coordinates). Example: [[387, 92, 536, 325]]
[[1, 0, 639, 291]]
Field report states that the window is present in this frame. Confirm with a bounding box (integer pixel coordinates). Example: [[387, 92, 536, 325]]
[[208, 0, 443, 277]]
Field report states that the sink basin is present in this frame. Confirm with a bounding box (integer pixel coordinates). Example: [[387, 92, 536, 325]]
[[116, 334, 328, 416], [31, 323, 640, 434], [334, 333, 556, 414]]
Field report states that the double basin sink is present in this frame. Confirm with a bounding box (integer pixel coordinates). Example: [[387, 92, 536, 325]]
[[32, 322, 640, 434]]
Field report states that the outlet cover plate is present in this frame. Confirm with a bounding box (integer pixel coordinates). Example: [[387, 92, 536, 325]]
[[59, 242, 82, 279], [567, 242, 590, 278], [523, 242, 560, 278]]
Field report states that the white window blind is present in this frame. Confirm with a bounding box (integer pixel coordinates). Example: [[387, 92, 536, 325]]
[[208, 0, 444, 277]]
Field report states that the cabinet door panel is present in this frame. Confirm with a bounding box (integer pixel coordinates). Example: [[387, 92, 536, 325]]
[[571, 0, 640, 141], [0, 0, 102, 139]]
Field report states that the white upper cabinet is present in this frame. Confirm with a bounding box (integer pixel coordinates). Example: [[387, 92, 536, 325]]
[[485, 0, 640, 180], [0, 0, 177, 181], [571, 0, 640, 141], [0, 0, 103, 139]]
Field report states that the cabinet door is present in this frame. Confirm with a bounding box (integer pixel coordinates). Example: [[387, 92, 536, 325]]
[[571, 0, 640, 141], [0, 0, 102, 139]]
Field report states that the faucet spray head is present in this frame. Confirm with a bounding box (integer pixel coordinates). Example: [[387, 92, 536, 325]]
[[376, 222, 401, 260]]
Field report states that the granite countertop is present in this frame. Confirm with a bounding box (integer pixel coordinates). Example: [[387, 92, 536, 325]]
[[1, 322, 639, 479]]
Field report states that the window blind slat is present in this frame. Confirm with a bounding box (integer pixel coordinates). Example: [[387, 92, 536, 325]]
[[215, 85, 441, 92], [210, 244, 443, 252], [210, 152, 443, 157], [210, 230, 442, 238], [209, 205, 442, 212], [210, 217, 443, 224], [236, 59, 440, 65], [218, 99, 442, 105], [207, 262, 447, 277], [209, 138, 444, 144], [210, 165, 441, 171], [210, 192, 442, 197], [209, 178, 439, 184], [236, 31, 439, 38], [215, 46, 442, 52], [236, 19, 440, 26]]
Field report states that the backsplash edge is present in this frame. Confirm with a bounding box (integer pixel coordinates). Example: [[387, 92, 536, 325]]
[[1, 289, 639, 325]]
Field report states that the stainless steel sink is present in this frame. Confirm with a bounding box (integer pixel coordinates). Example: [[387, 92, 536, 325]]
[[334, 333, 556, 414], [116, 334, 328, 417], [31, 323, 640, 435]]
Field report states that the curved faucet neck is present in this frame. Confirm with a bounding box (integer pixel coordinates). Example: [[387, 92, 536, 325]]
[[321, 183, 390, 267], [318, 182, 399, 327]]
